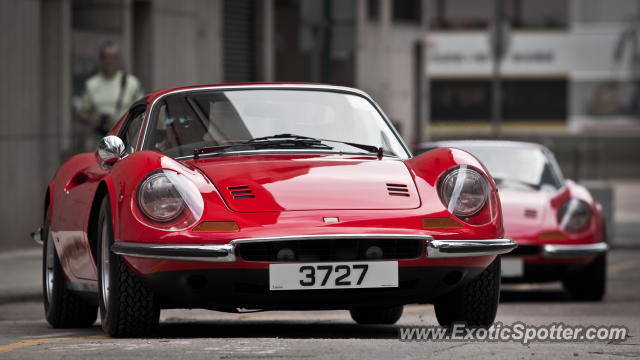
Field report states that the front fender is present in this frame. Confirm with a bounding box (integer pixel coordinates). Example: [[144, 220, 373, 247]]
[[108, 151, 226, 243], [404, 147, 504, 238]]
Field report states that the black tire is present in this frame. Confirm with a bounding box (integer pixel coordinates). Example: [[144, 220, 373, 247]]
[[350, 305, 403, 325], [434, 256, 501, 328], [97, 196, 159, 337], [562, 253, 606, 301], [43, 209, 97, 328]]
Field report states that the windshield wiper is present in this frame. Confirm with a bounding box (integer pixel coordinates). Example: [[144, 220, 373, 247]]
[[192, 133, 386, 159], [251, 134, 385, 158], [192, 135, 332, 159], [192, 144, 236, 159]]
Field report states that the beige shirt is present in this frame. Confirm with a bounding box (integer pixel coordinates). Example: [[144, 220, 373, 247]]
[[82, 70, 144, 126]]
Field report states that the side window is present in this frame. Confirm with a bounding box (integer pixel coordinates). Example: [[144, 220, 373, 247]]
[[121, 109, 145, 154]]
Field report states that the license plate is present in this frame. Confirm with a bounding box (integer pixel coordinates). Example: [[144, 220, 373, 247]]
[[269, 261, 398, 291], [501, 258, 524, 277]]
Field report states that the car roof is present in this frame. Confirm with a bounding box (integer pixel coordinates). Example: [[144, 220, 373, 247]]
[[415, 140, 550, 152], [144, 83, 372, 103]]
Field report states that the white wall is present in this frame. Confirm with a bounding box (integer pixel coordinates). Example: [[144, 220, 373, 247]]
[[0, 0, 49, 251], [0, 0, 228, 251], [355, 0, 427, 143], [148, 0, 224, 90]]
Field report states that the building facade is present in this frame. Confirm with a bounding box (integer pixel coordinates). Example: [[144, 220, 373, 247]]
[[4, 0, 637, 251], [426, 0, 640, 134], [0, 0, 427, 251]]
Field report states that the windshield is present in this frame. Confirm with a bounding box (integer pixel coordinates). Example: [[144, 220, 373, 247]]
[[451, 145, 565, 191], [141, 89, 409, 159]]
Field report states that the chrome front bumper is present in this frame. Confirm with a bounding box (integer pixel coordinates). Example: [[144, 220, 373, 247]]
[[112, 242, 237, 262], [542, 242, 609, 258], [426, 239, 517, 258], [111, 234, 517, 263]]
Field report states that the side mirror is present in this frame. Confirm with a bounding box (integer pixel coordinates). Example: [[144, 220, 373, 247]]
[[96, 135, 125, 165]]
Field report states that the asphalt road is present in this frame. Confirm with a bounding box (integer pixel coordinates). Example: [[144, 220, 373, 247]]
[[1, 249, 639, 359]]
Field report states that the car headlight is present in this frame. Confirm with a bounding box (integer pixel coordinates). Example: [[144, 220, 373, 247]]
[[438, 166, 490, 218], [137, 172, 186, 222], [557, 198, 591, 233], [133, 169, 204, 231]]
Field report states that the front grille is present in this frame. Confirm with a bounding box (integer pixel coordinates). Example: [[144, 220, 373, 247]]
[[237, 238, 423, 262], [503, 244, 539, 256]]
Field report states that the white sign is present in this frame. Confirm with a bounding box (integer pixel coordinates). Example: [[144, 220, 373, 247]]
[[427, 32, 570, 77], [426, 27, 638, 80]]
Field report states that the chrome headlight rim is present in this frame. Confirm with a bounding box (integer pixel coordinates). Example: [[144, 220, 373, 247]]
[[557, 198, 592, 233], [136, 170, 187, 223], [437, 166, 490, 218]]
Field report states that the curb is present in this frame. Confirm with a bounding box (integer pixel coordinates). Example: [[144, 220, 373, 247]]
[[0, 247, 41, 259], [0, 247, 42, 306], [0, 292, 42, 305]]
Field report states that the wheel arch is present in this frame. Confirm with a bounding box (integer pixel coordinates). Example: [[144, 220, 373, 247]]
[[44, 186, 51, 224], [87, 180, 115, 266]]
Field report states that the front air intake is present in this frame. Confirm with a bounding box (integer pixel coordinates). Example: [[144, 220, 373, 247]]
[[238, 237, 423, 262], [228, 185, 255, 199], [387, 183, 409, 197]]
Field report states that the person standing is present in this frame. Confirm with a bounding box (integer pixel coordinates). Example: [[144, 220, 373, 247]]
[[79, 41, 144, 148]]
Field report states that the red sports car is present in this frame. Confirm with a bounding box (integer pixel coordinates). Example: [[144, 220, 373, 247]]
[[34, 84, 515, 337], [415, 140, 608, 301]]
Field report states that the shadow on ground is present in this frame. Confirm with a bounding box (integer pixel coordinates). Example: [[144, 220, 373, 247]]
[[500, 289, 572, 303], [152, 320, 400, 339]]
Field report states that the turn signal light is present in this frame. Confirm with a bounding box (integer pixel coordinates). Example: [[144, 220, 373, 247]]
[[192, 221, 239, 233], [422, 217, 464, 229], [538, 231, 567, 241]]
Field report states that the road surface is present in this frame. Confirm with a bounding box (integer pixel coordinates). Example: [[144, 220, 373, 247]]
[[1, 249, 639, 359]]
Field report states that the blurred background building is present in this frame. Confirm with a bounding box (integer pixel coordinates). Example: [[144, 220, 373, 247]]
[[427, 0, 640, 133], [0, 0, 639, 251]]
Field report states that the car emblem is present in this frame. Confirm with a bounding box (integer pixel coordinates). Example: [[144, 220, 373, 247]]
[[323, 217, 339, 223]]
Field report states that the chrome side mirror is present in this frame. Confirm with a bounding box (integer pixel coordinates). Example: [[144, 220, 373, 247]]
[[96, 135, 125, 165]]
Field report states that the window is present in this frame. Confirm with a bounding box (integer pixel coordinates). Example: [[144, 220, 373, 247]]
[[430, 79, 567, 122], [120, 109, 145, 154], [575, 0, 640, 24], [573, 80, 639, 118], [516, 0, 567, 29], [274, 0, 355, 85], [368, 0, 380, 21], [223, 0, 256, 82], [430, 0, 490, 29], [428, 0, 567, 30], [143, 89, 409, 159], [393, 0, 421, 23]]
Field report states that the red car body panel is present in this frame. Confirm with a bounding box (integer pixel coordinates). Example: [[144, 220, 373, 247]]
[[48, 149, 501, 286], [44, 84, 510, 305], [194, 156, 421, 211]]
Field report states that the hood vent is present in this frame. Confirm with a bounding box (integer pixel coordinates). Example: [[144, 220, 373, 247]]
[[228, 185, 255, 199], [387, 183, 410, 197]]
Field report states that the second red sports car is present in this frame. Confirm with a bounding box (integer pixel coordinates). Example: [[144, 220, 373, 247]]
[[415, 140, 608, 301]]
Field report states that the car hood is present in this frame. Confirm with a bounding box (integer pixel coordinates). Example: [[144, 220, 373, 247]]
[[188, 155, 421, 212], [498, 188, 550, 236]]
